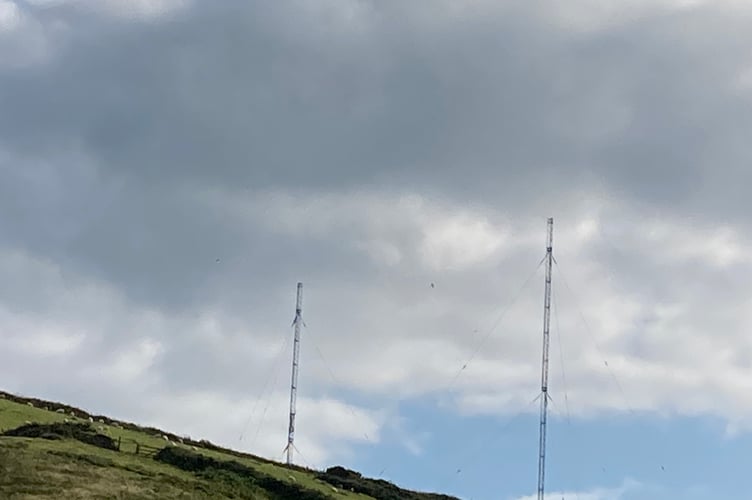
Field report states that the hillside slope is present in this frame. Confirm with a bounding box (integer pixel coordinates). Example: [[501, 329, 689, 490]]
[[0, 391, 459, 500]]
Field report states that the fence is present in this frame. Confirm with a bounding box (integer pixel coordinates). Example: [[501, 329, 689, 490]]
[[117, 437, 162, 458]]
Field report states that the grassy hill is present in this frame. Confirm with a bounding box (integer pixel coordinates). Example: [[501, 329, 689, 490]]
[[0, 390, 459, 500]]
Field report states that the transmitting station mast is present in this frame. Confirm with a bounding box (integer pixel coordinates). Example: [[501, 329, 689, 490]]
[[537, 218, 554, 500], [285, 282, 303, 466]]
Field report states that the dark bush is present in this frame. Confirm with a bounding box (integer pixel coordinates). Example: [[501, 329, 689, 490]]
[[325, 466, 362, 480], [2, 422, 118, 451], [316, 466, 460, 500], [155, 447, 330, 500]]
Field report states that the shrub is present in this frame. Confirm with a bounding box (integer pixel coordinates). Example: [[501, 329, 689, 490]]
[[155, 447, 329, 500], [2, 422, 117, 451], [316, 466, 460, 500]]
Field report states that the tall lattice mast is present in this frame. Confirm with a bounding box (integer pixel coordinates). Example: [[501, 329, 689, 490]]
[[537, 218, 554, 500], [285, 282, 303, 466]]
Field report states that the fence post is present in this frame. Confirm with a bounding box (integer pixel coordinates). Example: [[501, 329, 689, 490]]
[[135, 443, 140, 455], [117, 436, 121, 451]]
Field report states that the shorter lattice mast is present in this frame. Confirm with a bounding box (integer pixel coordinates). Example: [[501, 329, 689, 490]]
[[537, 218, 554, 500], [285, 282, 304, 466]]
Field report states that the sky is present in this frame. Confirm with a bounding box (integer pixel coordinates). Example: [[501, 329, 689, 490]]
[[1, 0, 751, 498]]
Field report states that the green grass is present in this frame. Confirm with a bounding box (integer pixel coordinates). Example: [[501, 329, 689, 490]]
[[0, 400, 70, 430], [0, 397, 369, 499], [0, 437, 228, 499], [0, 393, 457, 500]]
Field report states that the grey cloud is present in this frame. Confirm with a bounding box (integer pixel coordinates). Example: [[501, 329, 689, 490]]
[[3, 1, 752, 307], [5, 0, 752, 476], [2, 2, 750, 208]]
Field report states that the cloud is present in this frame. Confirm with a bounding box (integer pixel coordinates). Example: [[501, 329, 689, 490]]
[[2, 0, 752, 478], [23, 0, 191, 19], [0, 0, 748, 212], [5, 181, 752, 446], [207, 189, 518, 272], [140, 392, 382, 468], [512, 478, 641, 500], [0, 1, 20, 30], [0, 245, 383, 465], [386, 416, 431, 457]]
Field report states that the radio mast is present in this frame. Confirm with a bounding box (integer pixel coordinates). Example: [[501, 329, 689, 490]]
[[285, 282, 304, 466], [537, 218, 554, 500]]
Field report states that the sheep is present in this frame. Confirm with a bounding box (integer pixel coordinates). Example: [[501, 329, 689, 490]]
[[55, 409, 65, 414], [43, 406, 48, 411], [330, 486, 338, 493], [26, 402, 34, 408], [191, 446, 198, 451], [69, 411, 75, 418], [24, 420, 31, 425], [97, 419, 104, 424], [162, 435, 169, 441], [287, 475, 297, 483], [88, 417, 94, 423], [178, 438, 184, 445], [64, 418, 69, 423]]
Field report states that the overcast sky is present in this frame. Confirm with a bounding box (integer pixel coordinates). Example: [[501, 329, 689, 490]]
[[2, 1, 752, 499]]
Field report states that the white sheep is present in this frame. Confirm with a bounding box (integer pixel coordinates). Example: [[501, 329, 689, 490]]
[[88, 417, 94, 423], [191, 446, 198, 451], [55, 409, 65, 414], [24, 420, 31, 425], [69, 412, 75, 418], [97, 419, 104, 424], [26, 402, 34, 408], [163, 435, 169, 441]]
